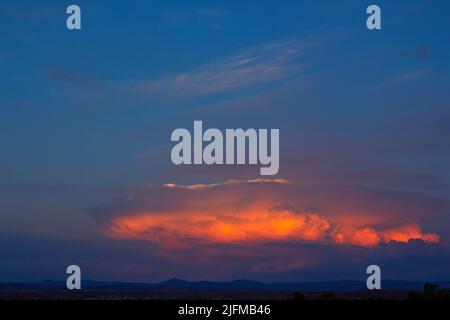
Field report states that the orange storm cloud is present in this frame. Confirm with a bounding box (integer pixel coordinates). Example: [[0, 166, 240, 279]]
[[97, 179, 440, 248], [107, 210, 331, 245]]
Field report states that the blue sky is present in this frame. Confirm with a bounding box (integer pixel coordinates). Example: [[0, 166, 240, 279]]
[[1, 0, 450, 282]]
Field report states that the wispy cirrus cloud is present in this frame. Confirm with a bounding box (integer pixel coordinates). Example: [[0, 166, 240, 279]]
[[401, 44, 428, 58], [381, 69, 428, 87], [163, 9, 228, 20], [196, 9, 228, 17], [132, 38, 314, 97]]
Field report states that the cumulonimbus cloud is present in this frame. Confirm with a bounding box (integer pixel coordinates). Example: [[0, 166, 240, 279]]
[[91, 179, 443, 249]]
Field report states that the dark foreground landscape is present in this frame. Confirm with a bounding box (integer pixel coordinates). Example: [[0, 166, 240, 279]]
[[2, 279, 450, 300]]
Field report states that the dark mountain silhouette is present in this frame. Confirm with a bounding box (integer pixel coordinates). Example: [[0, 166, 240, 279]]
[[2, 279, 450, 292]]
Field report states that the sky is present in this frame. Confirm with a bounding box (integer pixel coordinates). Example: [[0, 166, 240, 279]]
[[1, 0, 450, 282]]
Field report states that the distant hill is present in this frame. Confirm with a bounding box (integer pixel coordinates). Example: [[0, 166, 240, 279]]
[[2, 278, 450, 292]]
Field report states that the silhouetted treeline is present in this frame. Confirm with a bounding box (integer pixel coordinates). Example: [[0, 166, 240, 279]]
[[408, 283, 450, 300]]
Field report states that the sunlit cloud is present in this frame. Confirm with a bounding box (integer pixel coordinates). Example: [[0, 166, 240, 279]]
[[92, 179, 441, 250]]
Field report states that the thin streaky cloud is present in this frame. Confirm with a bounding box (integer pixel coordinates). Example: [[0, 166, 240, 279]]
[[382, 69, 428, 87], [49, 69, 87, 88], [197, 9, 228, 17], [132, 37, 316, 97]]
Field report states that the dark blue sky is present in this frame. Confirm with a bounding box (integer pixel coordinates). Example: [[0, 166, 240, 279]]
[[1, 0, 450, 282]]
